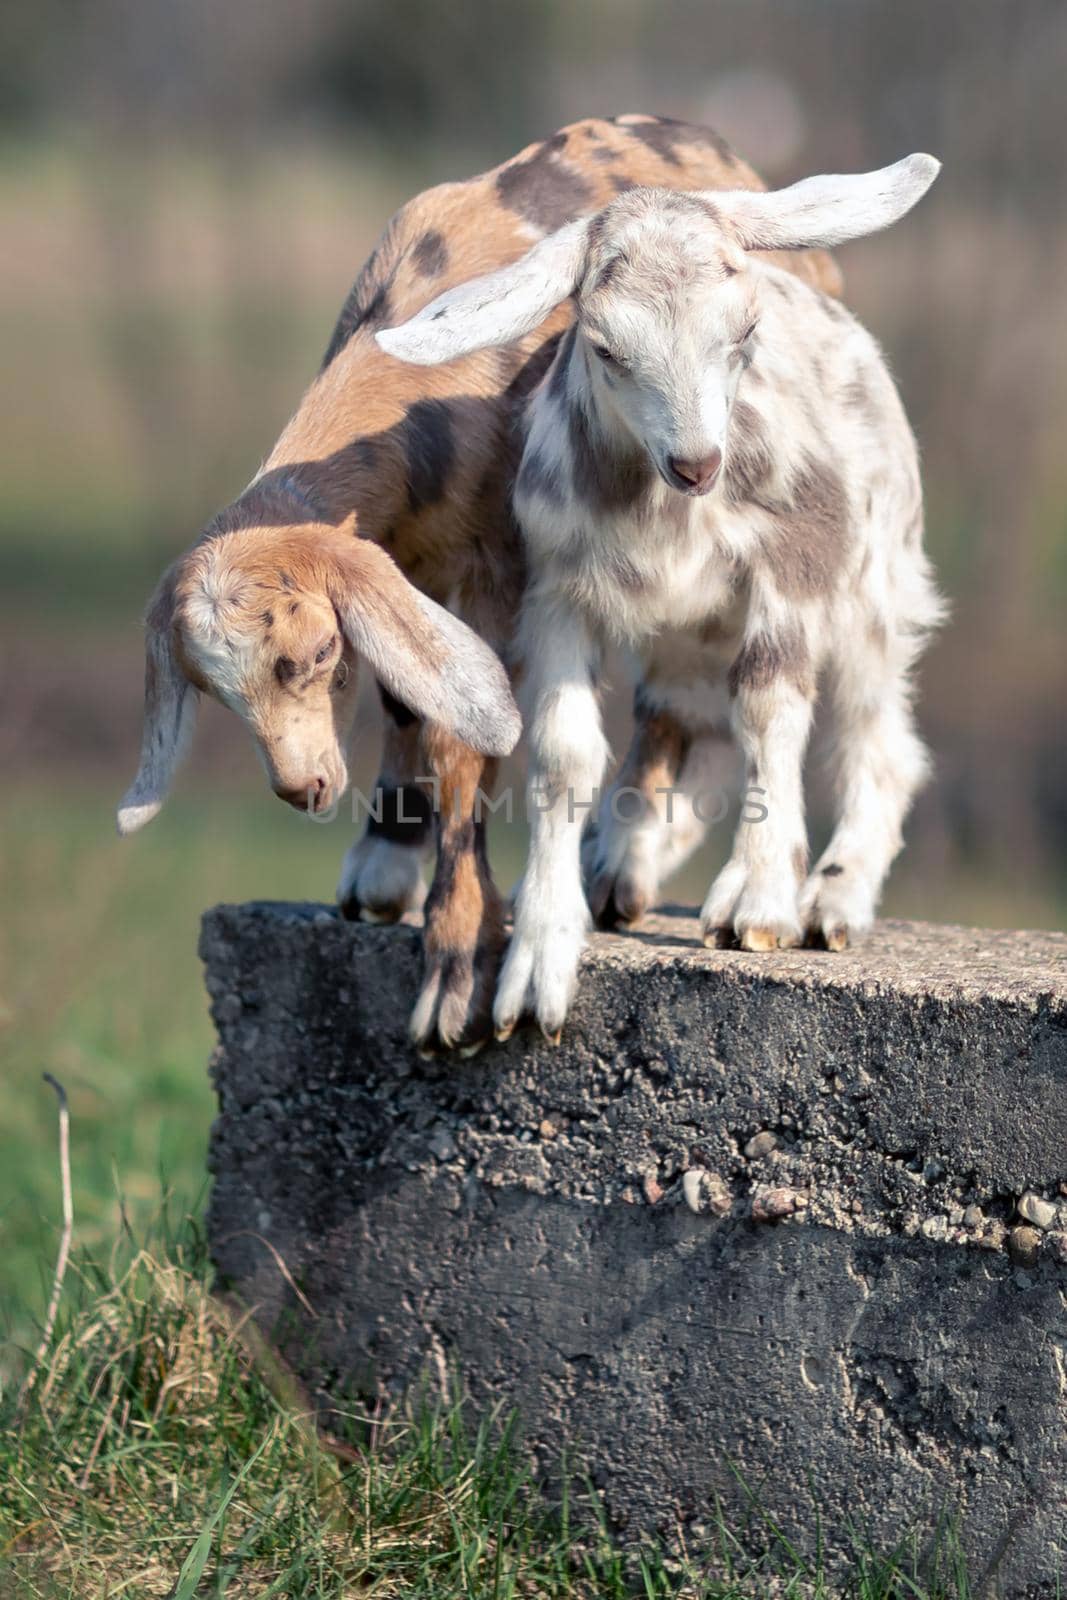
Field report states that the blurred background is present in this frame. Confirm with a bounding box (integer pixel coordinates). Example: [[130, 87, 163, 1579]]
[[2, 0, 1065, 1342]]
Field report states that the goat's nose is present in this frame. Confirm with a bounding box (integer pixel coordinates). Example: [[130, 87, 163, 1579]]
[[668, 448, 723, 493], [274, 775, 328, 811]]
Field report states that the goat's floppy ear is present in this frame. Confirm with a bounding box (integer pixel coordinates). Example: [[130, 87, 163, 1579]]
[[117, 570, 199, 835], [328, 540, 521, 757], [376, 218, 590, 366], [709, 154, 940, 253]]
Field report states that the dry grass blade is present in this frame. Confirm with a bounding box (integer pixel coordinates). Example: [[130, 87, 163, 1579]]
[[15, 1073, 73, 1422]]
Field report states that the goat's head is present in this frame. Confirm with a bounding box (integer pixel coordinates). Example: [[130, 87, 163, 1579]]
[[117, 523, 520, 835], [377, 154, 939, 496]]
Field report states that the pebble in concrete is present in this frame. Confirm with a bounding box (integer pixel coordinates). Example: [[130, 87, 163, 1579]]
[[751, 1185, 808, 1222], [682, 1169, 732, 1217], [1018, 1191, 1057, 1231], [1008, 1225, 1042, 1267]]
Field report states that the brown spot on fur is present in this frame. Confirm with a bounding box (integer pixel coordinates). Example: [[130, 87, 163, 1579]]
[[275, 656, 297, 685], [401, 399, 456, 513], [613, 114, 736, 168], [496, 134, 595, 233], [412, 229, 449, 278], [792, 844, 809, 882]]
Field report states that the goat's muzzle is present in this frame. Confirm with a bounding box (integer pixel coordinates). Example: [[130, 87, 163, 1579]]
[[666, 448, 723, 495], [274, 775, 332, 814]]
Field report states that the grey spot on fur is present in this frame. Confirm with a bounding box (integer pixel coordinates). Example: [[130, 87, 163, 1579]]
[[569, 396, 653, 513], [554, 529, 646, 595], [496, 135, 594, 233], [842, 370, 885, 430], [547, 326, 576, 403], [762, 457, 850, 598], [412, 229, 449, 278], [728, 628, 812, 698], [822, 863, 845, 877], [724, 401, 775, 505], [517, 448, 567, 509]]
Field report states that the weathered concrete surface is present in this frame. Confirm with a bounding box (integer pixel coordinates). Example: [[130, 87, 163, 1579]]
[[204, 903, 1067, 1592]]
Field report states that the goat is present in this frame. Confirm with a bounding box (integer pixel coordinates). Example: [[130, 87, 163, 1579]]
[[118, 115, 842, 1051], [378, 156, 945, 1041]]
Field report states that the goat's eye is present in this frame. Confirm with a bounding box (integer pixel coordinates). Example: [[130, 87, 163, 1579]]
[[592, 344, 618, 365], [737, 321, 758, 346], [315, 636, 337, 666]]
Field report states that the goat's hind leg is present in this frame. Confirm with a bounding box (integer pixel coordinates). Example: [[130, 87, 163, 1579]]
[[800, 635, 931, 949], [585, 640, 738, 928], [338, 686, 431, 922]]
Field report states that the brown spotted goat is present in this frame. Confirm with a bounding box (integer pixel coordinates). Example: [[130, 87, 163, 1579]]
[[119, 115, 841, 1050], [380, 156, 944, 1041]]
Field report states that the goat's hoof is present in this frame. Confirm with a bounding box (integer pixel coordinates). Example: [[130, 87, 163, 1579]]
[[702, 925, 735, 949], [540, 1025, 563, 1047], [589, 874, 650, 931], [459, 1038, 488, 1059], [824, 925, 849, 952], [494, 1021, 516, 1044], [739, 926, 781, 953]]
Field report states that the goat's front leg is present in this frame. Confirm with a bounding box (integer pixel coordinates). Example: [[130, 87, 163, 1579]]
[[701, 629, 815, 951], [337, 686, 431, 923], [494, 601, 607, 1043], [408, 727, 504, 1053]]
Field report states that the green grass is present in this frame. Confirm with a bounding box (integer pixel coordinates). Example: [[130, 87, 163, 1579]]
[[0, 1213, 983, 1599]]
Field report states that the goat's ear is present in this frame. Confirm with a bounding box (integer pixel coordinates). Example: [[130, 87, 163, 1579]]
[[376, 218, 590, 366], [710, 154, 940, 253], [328, 539, 520, 757], [117, 570, 199, 835]]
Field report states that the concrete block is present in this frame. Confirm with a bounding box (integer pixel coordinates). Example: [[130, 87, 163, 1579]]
[[204, 904, 1067, 1591]]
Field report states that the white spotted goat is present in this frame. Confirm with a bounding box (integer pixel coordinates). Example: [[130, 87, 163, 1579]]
[[379, 154, 945, 1040]]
